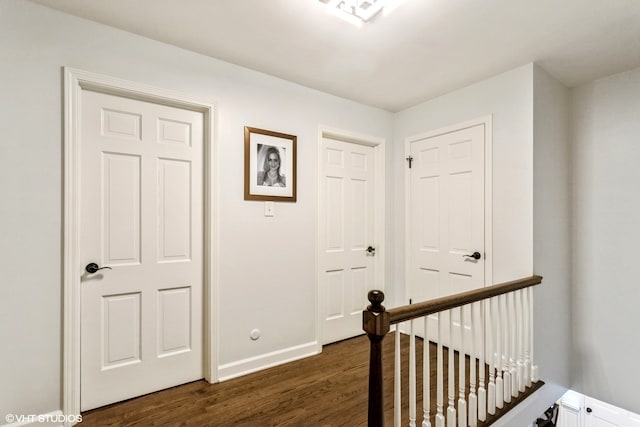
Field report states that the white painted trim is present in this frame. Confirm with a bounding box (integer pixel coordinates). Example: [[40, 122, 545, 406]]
[[560, 390, 584, 412], [63, 68, 219, 424], [404, 116, 494, 304], [557, 390, 640, 427], [316, 125, 386, 345], [483, 117, 494, 288], [404, 138, 412, 304], [217, 341, 319, 381], [320, 126, 385, 147], [490, 384, 558, 427]]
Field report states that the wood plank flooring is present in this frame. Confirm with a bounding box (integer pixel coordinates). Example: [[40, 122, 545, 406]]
[[82, 334, 542, 426]]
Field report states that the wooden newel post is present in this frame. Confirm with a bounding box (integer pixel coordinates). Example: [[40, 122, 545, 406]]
[[363, 290, 390, 427]]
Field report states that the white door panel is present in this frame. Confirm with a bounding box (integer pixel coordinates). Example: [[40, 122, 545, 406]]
[[320, 139, 376, 344], [584, 397, 628, 427], [408, 124, 485, 350], [80, 90, 204, 410]]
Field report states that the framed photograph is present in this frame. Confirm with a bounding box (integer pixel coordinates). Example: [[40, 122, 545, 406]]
[[244, 126, 297, 202]]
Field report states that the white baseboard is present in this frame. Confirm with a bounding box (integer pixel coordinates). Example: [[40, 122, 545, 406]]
[[217, 341, 320, 382]]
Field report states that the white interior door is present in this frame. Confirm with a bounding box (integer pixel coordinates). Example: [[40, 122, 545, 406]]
[[320, 138, 376, 344], [80, 90, 204, 410], [407, 123, 486, 347]]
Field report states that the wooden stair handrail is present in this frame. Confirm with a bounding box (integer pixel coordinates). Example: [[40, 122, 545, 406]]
[[388, 275, 542, 324], [362, 275, 543, 427]]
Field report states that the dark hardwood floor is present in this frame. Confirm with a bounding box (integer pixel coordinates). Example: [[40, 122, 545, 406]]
[[81, 334, 542, 426]]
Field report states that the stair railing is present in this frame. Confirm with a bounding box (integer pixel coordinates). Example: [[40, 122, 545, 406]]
[[363, 275, 543, 427]]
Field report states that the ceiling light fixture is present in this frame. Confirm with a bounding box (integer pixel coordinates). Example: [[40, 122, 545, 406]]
[[320, 0, 407, 27]]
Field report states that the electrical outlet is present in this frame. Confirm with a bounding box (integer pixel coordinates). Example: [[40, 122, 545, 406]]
[[264, 201, 275, 217]]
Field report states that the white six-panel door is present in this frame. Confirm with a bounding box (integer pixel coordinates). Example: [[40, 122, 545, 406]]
[[80, 90, 204, 410], [407, 123, 486, 347], [320, 138, 376, 344]]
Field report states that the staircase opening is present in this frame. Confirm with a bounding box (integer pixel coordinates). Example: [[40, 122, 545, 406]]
[[364, 275, 544, 426]]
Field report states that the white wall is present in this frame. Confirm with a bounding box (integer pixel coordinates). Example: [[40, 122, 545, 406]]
[[571, 66, 640, 415], [392, 64, 535, 305], [532, 64, 572, 396], [0, 0, 393, 418]]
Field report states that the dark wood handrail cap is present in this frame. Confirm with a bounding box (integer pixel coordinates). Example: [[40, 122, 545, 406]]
[[388, 274, 543, 324], [367, 290, 385, 312]]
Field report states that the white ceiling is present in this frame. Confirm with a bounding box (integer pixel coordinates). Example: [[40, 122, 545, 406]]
[[30, 0, 640, 112]]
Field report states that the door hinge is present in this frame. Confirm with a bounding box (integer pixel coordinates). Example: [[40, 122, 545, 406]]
[[406, 156, 414, 168]]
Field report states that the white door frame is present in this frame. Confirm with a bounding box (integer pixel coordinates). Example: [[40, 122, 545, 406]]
[[63, 68, 219, 420], [316, 126, 386, 348], [404, 116, 493, 302]]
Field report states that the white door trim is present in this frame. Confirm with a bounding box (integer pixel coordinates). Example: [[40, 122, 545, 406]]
[[404, 116, 493, 302], [316, 125, 386, 348], [63, 68, 219, 421]]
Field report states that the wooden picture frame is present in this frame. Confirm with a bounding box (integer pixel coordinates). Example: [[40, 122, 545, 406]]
[[244, 126, 297, 202]]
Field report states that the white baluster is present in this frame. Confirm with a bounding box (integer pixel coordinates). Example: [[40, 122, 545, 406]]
[[501, 294, 511, 404], [436, 313, 445, 427], [410, 320, 417, 427], [509, 292, 518, 398], [458, 307, 467, 427], [494, 297, 504, 409], [468, 302, 478, 427], [529, 287, 538, 383], [523, 290, 532, 388], [478, 300, 487, 422], [423, 316, 431, 427], [395, 327, 402, 427], [517, 289, 526, 393], [447, 311, 456, 427], [487, 298, 496, 416]]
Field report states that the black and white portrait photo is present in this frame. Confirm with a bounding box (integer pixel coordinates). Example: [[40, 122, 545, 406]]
[[257, 144, 287, 188], [244, 127, 297, 202]]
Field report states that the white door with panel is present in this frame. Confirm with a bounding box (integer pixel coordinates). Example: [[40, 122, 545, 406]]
[[408, 123, 486, 347], [559, 394, 640, 427], [320, 138, 376, 344], [584, 396, 640, 427], [80, 90, 204, 410]]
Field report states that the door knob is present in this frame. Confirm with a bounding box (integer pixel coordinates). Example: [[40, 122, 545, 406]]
[[85, 262, 112, 274], [366, 246, 376, 256], [462, 252, 482, 260]]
